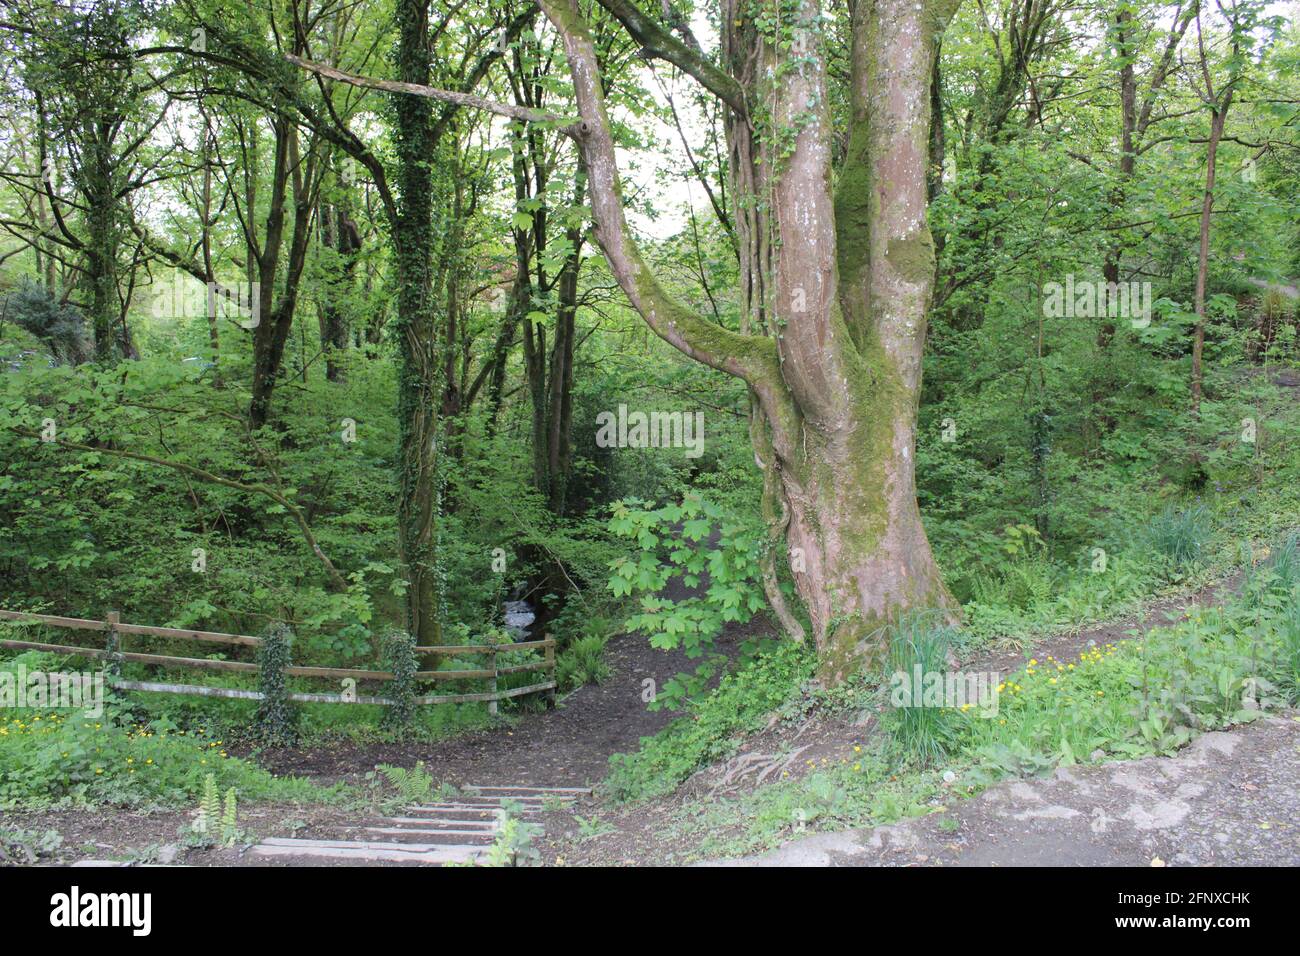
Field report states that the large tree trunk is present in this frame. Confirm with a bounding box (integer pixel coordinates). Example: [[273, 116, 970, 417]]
[[543, 0, 957, 682], [818, 0, 957, 678]]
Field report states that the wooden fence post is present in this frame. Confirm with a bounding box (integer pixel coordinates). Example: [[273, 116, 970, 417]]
[[104, 610, 122, 680], [544, 635, 556, 710], [488, 645, 499, 717]]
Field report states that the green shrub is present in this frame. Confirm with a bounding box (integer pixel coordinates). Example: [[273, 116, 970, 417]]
[[556, 618, 613, 691], [0, 701, 329, 808], [963, 592, 1287, 779], [1261, 533, 1300, 595], [374, 760, 433, 804], [1269, 595, 1300, 704], [971, 560, 1056, 611], [181, 772, 244, 848], [608, 496, 767, 656], [2, 278, 91, 365], [0, 826, 63, 864]]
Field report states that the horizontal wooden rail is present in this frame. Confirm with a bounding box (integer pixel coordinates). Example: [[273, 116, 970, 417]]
[[412, 680, 557, 706], [113, 679, 557, 708], [415, 669, 496, 681], [0, 609, 261, 646], [0, 639, 263, 673], [495, 660, 553, 676], [0, 639, 505, 683]]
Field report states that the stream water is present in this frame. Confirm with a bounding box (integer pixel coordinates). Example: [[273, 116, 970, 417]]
[[502, 599, 536, 640]]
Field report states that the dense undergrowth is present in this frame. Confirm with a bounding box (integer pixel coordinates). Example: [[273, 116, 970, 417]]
[[0, 656, 340, 809]]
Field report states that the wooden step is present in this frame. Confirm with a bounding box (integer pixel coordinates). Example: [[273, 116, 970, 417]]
[[251, 837, 485, 864], [249, 782, 587, 865], [364, 827, 498, 843], [408, 803, 539, 815], [457, 794, 552, 803], [384, 816, 499, 827], [462, 790, 595, 796]]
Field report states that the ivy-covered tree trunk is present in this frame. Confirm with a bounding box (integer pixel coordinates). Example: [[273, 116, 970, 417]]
[[84, 145, 122, 363], [286, 1, 536, 643], [392, 0, 444, 645], [543, 0, 958, 681]]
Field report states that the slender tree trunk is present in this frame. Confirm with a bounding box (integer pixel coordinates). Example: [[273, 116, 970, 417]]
[[249, 119, 316, 427], [392, 0, 444, 645], [484, 275, 524, 437], [1098, 5, 1137, 353], [321, 161, 360, 382], [927, 39, 946, 210], [199, 130, 224, 387], [32, 112, 57, 292], [1192, 105, 1227, 415], [545, 230, 580, 515], [440, 170, 468, 433]]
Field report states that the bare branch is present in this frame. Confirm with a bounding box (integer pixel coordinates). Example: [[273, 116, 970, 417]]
[[284, 53, 579, 133]]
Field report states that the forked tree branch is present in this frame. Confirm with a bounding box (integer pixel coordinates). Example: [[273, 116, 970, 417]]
[[592, 0, 747, 115]]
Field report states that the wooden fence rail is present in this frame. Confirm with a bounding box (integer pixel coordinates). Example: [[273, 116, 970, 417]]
[[0, 608, 556, 710]]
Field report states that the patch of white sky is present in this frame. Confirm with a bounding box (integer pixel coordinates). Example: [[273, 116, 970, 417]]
[[470, 9, 718, 250], [615, 7, 720, 242]]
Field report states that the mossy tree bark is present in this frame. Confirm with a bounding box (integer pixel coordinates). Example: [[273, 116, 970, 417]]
[[542, 0, 959, 681]]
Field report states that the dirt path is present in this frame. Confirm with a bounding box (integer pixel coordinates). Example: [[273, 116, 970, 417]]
[[962, 573, 1244, 677], [250, 567, 1263, 820], [256, 617, 754, 789], [538, 566, 1290, 865], [0, 620, 754, 866], [709, 715, 1300, 866]]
